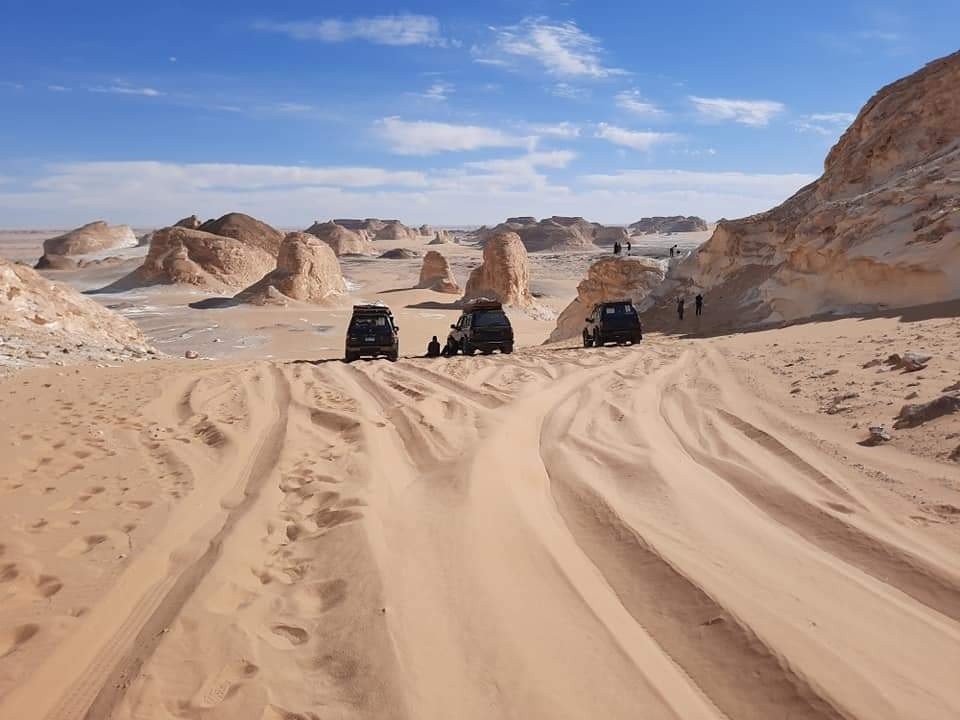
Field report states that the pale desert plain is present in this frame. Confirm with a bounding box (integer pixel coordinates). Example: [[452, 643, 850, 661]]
[[2, 50, 960, 720]]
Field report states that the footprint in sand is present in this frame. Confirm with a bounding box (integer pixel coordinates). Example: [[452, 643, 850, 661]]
[[189, 659, 259, 709], [269, 624, 310, 646], [0, 624, 40, 658], [57, 534, 110, 558]]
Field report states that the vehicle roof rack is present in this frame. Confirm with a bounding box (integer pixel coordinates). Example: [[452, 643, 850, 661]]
[[464, 298, 503, 310], [352, 303, 393, 313]]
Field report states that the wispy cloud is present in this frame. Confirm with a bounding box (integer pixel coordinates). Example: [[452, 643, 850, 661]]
[[254, 14, 449, 47], [477, 17, 625, 78], [411, 81, 454, 102], [1, 81, 24, 90], [90, 85, 163, 97], [47, 85, 71, 92], [527, 122, 581, 138], [689, 96, 785, 127], [795, 112, 855, 136], [551, 82, 589, 100], [595, 123, 678, 151], [378, 117, 534, 155], [615, 90, 665, 117], [465, 150, 576, 174]]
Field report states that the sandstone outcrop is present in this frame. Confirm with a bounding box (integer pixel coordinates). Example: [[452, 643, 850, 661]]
[[549, 256, 665, 341], [235, 232, 346, 305], [593, 226, 630, 246], [379, 248, 421, 260], [463, 231, 533, 307], [35, 254, 78, 271], [121, 226, 275, 290], [42, 221, 137, 256], [0, 256, 152, 369], [646, 50, 960, 329], [480, 216, 629, 251], [374, 220, 419, 242], [417, 251, 460, 294], [419, 224, 433, 236], [304, 221, 375, 256], [199, 213, 284, 256], [629, 216, 708, 234], [174, 215, 203, 230], [429, 230, 455, 244]]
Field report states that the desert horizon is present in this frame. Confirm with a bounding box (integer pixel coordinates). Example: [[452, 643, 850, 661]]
[[2, 4, 959, 720]]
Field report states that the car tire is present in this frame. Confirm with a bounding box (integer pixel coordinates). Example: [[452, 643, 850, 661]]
[[582, 330, 593, 348], [594, 330, 602, 347], [463, 342, 476, 356], [344, 352, 358, 363], [502, 344, 513, 354]]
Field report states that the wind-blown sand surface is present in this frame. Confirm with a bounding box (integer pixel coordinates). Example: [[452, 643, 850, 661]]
[[1, 314, 958, 719]]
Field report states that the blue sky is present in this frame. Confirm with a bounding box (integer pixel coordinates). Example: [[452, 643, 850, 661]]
[[1, 0, 957, 227]]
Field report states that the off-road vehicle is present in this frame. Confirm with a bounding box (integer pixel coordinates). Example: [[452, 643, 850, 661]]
[[446, 300, 514, 355], [345, 304, 399, 361], [582, 300, 642, 347]]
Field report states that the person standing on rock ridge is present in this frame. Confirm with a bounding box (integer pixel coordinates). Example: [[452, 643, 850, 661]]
[[677, 297, 685, 321], [626, 240, 632, 255], [695, 293, 703, 317]]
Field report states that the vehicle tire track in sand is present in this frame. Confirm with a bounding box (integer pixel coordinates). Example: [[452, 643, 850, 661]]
[[0, 365, 290, 720]]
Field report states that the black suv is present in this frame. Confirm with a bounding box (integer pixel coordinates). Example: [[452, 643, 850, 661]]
[[583, 300, 643, 347], [345, 304, 399, 361], [446, 300, 514, 355]]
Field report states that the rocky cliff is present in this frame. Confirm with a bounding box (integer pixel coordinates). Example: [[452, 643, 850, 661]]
[[649, 50, 960, 329]]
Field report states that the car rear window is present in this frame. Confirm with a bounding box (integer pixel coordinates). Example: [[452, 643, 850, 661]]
[[350, 315, 390, 329], [604, 303, 636, 315], [472, 310, 510, 328]]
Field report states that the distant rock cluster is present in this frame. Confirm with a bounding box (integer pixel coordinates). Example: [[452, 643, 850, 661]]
[[629, 216, 708, 234]]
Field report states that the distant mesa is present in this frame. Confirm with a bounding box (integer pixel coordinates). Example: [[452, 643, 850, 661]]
[[109, 225, 275, 291], [41, 221, 137, 257], [304, 221, 376, 256], [417, 250, 460, 294], [629, 216, 708, 234], [644, 49, 960, 328], [379, 248, 421, 260], [550, 256, 665, 342], [198, 212, 284, 257], [463, 230, 534, 308], [1, 256, 152, 364], [478, 216, 631, 252], [235, 232, 347, 305]]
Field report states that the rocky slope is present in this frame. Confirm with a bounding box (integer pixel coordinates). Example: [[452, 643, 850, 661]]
[[199, 213, 284, 256], [647, 50, 960, 329], [417, 251, 460, 294], [0, 257, 153, 369], [549, 256, 665, 341], [463, 231, 534, 307], [630, 216, 708, 234], [235, 232, 346, 305], [174, 215, 203, 229], [120, 226, 275, 291], [41, 221, 137, 256], [304, 221, 376, 256]]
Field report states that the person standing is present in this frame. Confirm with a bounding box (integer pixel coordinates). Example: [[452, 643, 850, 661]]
[[626, 240, 632, 255], [677, 297, 685, 321], [695, 293, 703, 317]]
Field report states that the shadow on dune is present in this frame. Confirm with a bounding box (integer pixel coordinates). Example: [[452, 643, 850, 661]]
[[188, 297, 240, 310], [406, 299, 462, 310]]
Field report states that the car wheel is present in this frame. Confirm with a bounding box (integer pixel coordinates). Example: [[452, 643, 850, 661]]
[[464, 342, 476, 356], [582, 330, 593, 348], [344, 352, 358, 363], [502, 344, 513, 354], [594, 330, 602, 347]]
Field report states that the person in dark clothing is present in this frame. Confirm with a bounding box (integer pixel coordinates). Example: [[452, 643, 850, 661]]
[[613, 241, 621, 255], [426, 335, 441, 357], [677, 297, 685, 321], [626, 240, 632, 255], [669, 246, 674, 258], [695, 293, 703, 316]]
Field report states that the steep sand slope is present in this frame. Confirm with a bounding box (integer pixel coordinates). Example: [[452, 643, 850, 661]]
[[1, 329, 958, 720]]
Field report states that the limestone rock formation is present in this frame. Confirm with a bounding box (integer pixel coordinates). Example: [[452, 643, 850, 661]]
[[480, 216, 628, 251], [122, 226, 275, 290], [199, 213, 284, 256], [593, 226, 630, 246], [379, 248, 421, 260], [647, 50, 960, 329], [549, 257, 666, 341], [235, 232, 346, 305], [463, 231, 533, 307], [0, 257, 152, 368], [417, 251, 460, 294], [629, 216, 708, 234], [374, 220, 419, 242], [429, 230, 455, 244], [174, 215, 202, 230], [42, 221, 137, 256], [419, 224, 433, 236], [304, 221, 375, 256], [34, 254, 78, 271]]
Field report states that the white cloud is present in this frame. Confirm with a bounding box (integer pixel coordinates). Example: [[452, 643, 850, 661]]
[[90, 85, 163, 97], [169, 56, 178, 63], [378, 117, 534, 155], [478, 17, 624, 78], [1, 81, 24, 90], [595, 123, 678, 151], [527, 122, 581, 138], [615, 90, 665, 117], [255, 14, 448, 47], [796, 112, 855, 136], [411, 81, 454, 101], [47, 85, 71, 92], [689, 96, 785, 127], [1, 161, 817, 227], [550, 82, 589, 100]]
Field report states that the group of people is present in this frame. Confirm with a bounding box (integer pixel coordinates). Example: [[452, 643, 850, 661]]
[[612, 240, 631, 256], [676, 293, 704, 320]]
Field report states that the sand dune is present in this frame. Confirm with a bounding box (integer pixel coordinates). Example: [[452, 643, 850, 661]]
[[1, 327, 958, 720]]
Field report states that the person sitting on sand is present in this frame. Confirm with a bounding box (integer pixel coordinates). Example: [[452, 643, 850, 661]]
[[427, 336, 441, 358]]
